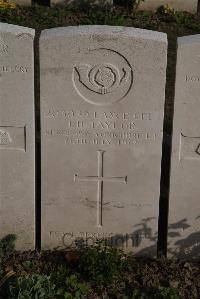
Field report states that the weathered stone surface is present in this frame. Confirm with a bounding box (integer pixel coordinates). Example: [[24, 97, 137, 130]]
[[0, 23, 35, 250], [169, 35, 200, 259], [40, 26, 167, 256], [139, 0, 198, 13]]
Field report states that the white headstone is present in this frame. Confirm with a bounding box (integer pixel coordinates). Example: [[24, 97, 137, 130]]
[[40, 26, 167, 256], [139, 0, 198, 13], [0, 23, 35, 250], [169, 35, 200, 259]]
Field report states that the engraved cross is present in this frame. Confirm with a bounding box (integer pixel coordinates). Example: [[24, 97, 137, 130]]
[[74, 150, 127, 227]]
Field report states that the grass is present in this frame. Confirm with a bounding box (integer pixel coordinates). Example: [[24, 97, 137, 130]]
[[0, 236, 198, 298], [0, 237, 186, 298]]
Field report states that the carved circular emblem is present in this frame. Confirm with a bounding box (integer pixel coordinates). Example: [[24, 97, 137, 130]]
[[73, 48, 133, 106]]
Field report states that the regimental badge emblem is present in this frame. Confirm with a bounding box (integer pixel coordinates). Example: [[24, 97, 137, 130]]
[[73, 48, 133, 106]]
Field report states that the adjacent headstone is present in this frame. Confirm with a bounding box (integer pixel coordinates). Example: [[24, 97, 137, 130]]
[[40, 26, 167, 255], [139, 0, 198, 13], [169, 35, 200, 259], [0, 23, 35, 250]]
